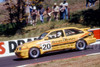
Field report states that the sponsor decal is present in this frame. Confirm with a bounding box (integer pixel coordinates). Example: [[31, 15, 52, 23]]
[[39, 41, 52, 51], [52, 38, 76, 44], [0, 37, 37, 57]]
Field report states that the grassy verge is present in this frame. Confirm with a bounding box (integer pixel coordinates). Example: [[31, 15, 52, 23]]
[[0, 20, 88, 41], [26, 54, 100, 67]]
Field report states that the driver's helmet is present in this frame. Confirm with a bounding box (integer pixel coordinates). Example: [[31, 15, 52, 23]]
[[57, 32, 62, 37]]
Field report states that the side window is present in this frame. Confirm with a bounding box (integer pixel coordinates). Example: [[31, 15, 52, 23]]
[[64, 29, 83, 36], [48, 30, 64, 39], [64, 29, 72, 36]]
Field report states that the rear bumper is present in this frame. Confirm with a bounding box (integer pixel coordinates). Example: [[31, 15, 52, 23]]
[[86, 38, 96, 45]]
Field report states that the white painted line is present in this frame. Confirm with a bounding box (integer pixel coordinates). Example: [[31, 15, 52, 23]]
[[86, 52, 100, 56], [16, 65, 27, 67]]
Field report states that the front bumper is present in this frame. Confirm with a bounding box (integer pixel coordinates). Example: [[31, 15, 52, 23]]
[[15, 49, 29, 58]]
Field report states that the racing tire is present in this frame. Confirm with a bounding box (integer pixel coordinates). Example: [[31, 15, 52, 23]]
[[76, 40, 87, 51], [29, 48, 40, 58]]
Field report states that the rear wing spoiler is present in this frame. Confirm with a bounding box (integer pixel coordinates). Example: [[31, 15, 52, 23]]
[[80, 28, 90, 31], [88, 28, 100, 32]]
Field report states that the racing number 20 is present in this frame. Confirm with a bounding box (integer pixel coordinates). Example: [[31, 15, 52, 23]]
[[42, 43, 51, 50]]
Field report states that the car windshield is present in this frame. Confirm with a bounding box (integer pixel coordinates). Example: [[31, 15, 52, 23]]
[[38, 32, 48, 40]]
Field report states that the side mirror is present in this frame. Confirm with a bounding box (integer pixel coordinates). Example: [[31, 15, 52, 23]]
[[45, 37, 49, 40]]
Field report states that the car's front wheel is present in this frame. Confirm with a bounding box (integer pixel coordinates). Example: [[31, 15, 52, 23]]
[[76, 40, 87, 51], [29, 48, 40, 58]]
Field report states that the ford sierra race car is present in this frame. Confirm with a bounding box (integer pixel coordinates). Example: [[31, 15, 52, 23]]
[[15, 27, 96, 58]]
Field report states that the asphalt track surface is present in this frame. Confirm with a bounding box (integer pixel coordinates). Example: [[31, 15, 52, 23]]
[[0, 44, 100, 67]]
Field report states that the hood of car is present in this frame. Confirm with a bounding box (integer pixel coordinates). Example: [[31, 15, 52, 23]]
[[18, 40, 42, 48]]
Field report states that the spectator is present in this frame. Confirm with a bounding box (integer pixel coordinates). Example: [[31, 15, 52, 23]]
[[63, 0, 69, 20], [52, 3, 59, 21], [29, 5, 33, 13], [59, 3, 65, 20], [88, 0, 92, 7], [86, 0, 96, 8], [31, 6, 37, 26], [46, 6, 52, 22], [86, 0, 89, 8], [29, 5, 33, 24], [92, 0, 96, 6], [38, 5, 45, 23]]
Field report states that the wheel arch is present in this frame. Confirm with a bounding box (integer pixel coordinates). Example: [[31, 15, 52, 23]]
[[76, 39, 87, 50], [77, 39, 87, 45], [28, 47, 41, 58]]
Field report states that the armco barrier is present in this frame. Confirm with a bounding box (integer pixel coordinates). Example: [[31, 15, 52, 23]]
[[0, 37, 38, 58]]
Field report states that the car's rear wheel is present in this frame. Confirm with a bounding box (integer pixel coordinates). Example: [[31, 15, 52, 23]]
[[76, 40, 87, 51], [29, 48, 40, 58]]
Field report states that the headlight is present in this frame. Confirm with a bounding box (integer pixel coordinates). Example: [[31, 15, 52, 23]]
[[19, 47, 21, 50]]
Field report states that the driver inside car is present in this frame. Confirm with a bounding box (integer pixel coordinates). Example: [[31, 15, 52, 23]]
[[56, 31, 62, 38]]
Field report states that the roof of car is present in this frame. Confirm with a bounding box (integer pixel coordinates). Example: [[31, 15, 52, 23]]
[[46, 27, 80, 32]]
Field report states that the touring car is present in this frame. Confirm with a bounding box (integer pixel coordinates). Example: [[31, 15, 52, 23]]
[[15, 27, 96, 58]]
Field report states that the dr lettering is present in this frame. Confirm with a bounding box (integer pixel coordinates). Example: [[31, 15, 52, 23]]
[[8, 39, 33, 53]]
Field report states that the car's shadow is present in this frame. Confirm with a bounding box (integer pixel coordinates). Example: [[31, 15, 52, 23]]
[[13, 57, 31, 61]]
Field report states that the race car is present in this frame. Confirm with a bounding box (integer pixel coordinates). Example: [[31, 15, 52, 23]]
[[15, 27, 96, 58]]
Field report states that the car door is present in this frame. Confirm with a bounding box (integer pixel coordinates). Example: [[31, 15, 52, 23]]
[[46, 30, 66, 51]]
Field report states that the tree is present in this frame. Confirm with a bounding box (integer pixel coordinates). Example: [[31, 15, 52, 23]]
[[3, 0, 44, 35], [4, 0, 26, 27], [4, 0, 44, 25]]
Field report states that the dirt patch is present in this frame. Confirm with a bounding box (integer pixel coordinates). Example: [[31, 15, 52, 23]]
[[26, 54, 100, 67]]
